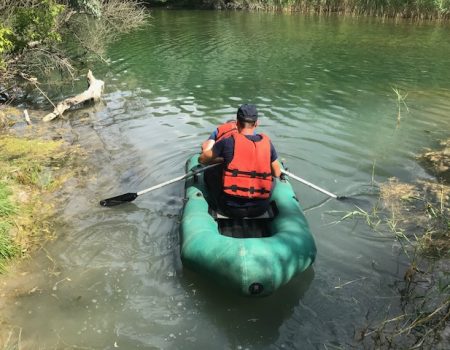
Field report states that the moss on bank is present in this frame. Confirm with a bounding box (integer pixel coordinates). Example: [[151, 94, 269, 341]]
[[0, 111, 82, 272]]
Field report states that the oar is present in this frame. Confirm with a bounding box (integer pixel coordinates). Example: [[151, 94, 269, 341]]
[[281, 169, 347, 200], [100, 163, 220, 207]]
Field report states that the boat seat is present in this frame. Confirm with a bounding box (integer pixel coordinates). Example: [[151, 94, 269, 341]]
[[212, 202, 278, 238], [215, 209, 272, 220], [209, 201, 277, 220]]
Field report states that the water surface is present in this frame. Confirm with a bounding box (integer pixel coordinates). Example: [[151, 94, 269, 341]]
[[1, 10, 450, 349]]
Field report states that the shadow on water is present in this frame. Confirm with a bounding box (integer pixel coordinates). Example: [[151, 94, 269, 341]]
[[180, 265, 315, 347]]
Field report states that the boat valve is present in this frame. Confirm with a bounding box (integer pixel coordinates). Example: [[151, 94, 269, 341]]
[[249, 282, 264, 295]]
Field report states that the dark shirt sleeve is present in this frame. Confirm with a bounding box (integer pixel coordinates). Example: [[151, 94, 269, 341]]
[[212, 138, 226, 157], [208, 129, 219, 141], [270, 141, 278, 162]]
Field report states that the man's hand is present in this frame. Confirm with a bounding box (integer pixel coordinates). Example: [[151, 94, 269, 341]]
[[199, 149, 223, 165], [199, 149, 213, 164]]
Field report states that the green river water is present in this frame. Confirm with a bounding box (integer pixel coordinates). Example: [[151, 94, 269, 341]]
[[1, 9, 450, 349]]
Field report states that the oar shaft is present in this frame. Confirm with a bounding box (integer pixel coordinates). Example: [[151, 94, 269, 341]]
[[137, 162, 220, 196], [281, 169, 338, 199], [137, 173, 186, 196]]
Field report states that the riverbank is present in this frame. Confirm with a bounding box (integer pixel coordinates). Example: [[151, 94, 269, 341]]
[[164, 0, 450, 20], [0, 106, 85, 272], [347, 139, 450, 348]]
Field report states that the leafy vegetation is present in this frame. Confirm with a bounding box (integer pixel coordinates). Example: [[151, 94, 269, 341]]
[[0, 0, 149, 95], [0, 25, 13, 70], [12, 0, 65, 51], [70, 0, 102, 17]]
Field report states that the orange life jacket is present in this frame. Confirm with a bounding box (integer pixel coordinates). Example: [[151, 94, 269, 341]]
[[216, 121, 238, 141], [223, 133, 272, 199]]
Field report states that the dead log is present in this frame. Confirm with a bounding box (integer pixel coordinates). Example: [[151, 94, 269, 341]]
[[43, 70, 104, 122]]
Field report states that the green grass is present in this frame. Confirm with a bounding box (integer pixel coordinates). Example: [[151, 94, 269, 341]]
[[0, 135, 79, 273], [0, 181, 19, 271], [0, 135, 65, 188], [0, 182, 16, 216]]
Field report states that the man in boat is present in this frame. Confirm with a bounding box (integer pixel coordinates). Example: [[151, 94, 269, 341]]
[[199, 103, 281, 218]]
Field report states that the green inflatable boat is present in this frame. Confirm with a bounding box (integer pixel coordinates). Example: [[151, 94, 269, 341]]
[[180, 155, 316, 297]]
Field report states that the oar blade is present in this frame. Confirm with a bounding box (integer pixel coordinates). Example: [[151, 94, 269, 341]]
[[337, 195, 372, 207], [99, 193, 138, 207]]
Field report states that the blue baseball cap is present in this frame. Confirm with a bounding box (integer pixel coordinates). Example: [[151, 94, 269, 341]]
[[237, 104, 258, 122]]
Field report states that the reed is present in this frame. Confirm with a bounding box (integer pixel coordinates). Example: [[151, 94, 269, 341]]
[[222, 0, 450, 19], [392, 87, 409, 129]]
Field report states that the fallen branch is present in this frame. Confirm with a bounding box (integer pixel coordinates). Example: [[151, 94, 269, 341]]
[[43, 70, 104, 122]]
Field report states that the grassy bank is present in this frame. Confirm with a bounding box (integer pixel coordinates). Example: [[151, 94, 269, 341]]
[[330, 139, 450, 347], [0, 111, 81, 272], [220, 0, 450, 19], [0, 181, 19, 271]]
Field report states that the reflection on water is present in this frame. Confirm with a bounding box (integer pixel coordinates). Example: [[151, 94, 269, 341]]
[[178, 267, 315, 349], [1, 9, 450, 349]]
